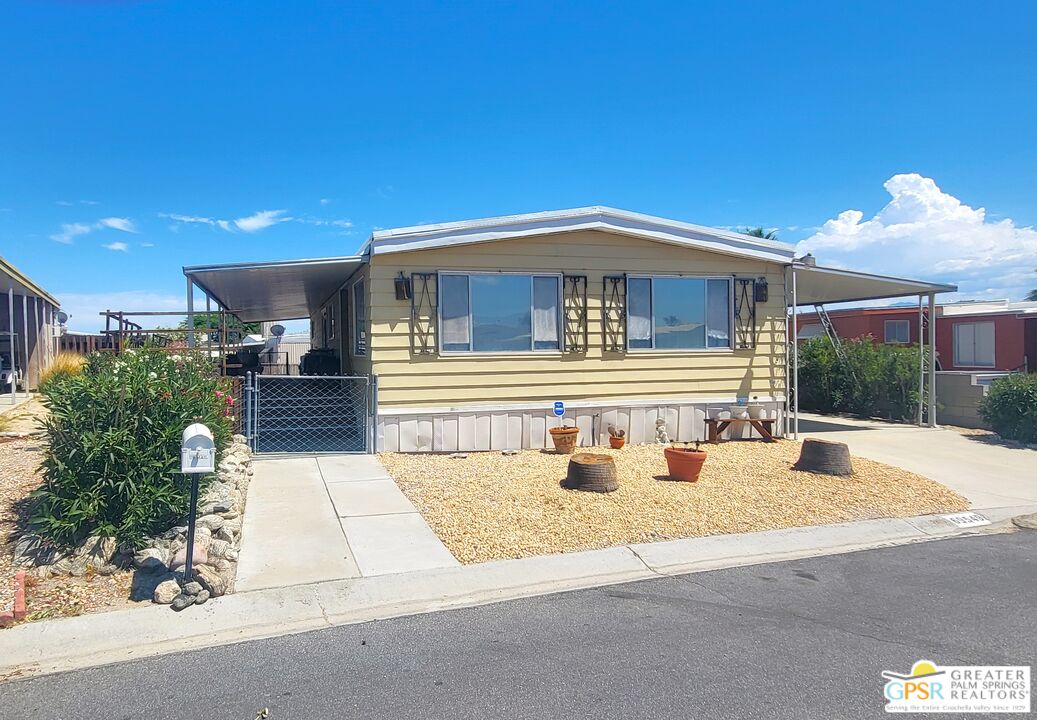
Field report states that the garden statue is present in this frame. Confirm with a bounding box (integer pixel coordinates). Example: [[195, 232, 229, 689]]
[[655, 418, 669, 444]]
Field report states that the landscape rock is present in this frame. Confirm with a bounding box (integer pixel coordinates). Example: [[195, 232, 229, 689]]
[[169, 544, 208, 571], [132, 548, 168, 573], [207, 538, 232, 559], [197, 514, 225, 532], [171, 593, 195, 611], [154, 579, 181, 604], [194, 589, 210, 605], [13, 534, 64, 567], [1012, 513, 1037, 530], [194, 564, 226, 597], [183, 581, 203, 596], [75, 536, 118, 565]]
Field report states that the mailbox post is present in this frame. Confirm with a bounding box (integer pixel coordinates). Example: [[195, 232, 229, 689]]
[[181, 424, 216, 583]]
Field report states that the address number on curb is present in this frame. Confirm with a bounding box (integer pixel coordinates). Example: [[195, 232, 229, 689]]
[[941, 511, 991, 528]]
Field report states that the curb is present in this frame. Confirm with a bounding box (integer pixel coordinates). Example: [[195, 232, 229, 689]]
[[0, 505, 1032, 681]]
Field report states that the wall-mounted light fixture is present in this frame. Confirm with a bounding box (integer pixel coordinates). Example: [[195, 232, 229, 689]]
[[394, 272, 412, 301], [754, 277, 768, 303]]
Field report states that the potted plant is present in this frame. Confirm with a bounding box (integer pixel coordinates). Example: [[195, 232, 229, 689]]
[[548, 422, 580, 454], [664, 441, 707, 482], [607, 424, 626, 449], [747, 395, 765, 420]]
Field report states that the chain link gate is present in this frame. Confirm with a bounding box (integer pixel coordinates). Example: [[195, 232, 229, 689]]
[[244, 374, 376, 454]]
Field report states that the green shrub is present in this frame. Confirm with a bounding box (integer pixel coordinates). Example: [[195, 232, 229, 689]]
[[34, 349, 235, 548], [980, 373, 1037, 443], [797, 335, 921, 421]]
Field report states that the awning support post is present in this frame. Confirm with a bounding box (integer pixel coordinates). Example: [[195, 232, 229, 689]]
[[8, 288, 15, 406], [928, 292, 937, 427], [917, 295, 925, 426], [792, 265, 799, 439], [186, 276, 195, 349]]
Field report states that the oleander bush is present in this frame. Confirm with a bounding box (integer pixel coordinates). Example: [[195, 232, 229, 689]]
[[33, 349, 235, 548], [797, 335, 921, 421], [980, 372, 1037, 443]]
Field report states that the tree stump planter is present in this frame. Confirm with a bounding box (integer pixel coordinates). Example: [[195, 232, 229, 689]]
[[548, 426, 580, 454], [793, 438, 853, 476], [663, 445, 707, 482], [562, 453, 619, 492]]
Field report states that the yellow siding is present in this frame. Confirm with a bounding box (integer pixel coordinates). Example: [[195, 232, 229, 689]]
[[367, 230, 788, 409]]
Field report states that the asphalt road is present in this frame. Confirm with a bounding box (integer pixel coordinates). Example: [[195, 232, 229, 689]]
[[4, 531, 1035, 719]]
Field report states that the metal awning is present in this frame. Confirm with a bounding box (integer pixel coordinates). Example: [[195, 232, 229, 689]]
[[183, 256, 365, 322], [791, 265, 956, 306]]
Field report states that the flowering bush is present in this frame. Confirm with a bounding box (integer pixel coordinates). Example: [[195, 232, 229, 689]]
[[34, 349, 235, 548]]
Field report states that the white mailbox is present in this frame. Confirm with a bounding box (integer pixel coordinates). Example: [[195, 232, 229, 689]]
[[181, 423, 216, 474]]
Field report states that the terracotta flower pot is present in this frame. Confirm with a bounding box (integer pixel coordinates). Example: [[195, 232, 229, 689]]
[[664, 445, 707, 482], [549, 426, 580, 454], [609, 436, 626, 449]]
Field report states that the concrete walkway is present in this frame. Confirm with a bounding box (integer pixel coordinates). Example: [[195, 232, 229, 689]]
[[236, 455, 457, 592], [798, 413, 1037, 510]]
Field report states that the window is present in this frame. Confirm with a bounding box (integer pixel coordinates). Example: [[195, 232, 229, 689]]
[[798, 323, 824, 340], [438, 272, 561, 353], [953, 321, 994, 367], [626, 276, 732, 350], [884, 319, 910, 344], [352, 280, 366, 356]]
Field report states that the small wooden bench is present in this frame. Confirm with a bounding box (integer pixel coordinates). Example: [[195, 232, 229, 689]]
[[705, 418, 777, 443]]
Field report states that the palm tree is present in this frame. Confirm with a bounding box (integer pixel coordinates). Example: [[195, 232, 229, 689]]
[[743, 226, 779, 240]]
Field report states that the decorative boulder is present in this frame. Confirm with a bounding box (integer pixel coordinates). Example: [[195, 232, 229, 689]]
[[194, 564, 226, 598]]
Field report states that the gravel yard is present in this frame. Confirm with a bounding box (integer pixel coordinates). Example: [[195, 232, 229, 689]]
[[1, 414, 137, 625], [381, 441, 970, 564]]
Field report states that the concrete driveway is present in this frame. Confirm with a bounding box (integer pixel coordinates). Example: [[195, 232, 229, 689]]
[[798, 413, 1037, 511]]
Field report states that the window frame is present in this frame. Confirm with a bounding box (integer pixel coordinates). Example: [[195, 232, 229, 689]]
[[625, 274, 735, 353], [953, 320, 995, 368], [883, 319, 910, 344], [436, 270, 564, 356], [351, 277, 367, 357]]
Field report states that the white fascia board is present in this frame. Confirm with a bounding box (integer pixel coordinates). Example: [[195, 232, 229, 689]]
[[368, 206, 795, 264]]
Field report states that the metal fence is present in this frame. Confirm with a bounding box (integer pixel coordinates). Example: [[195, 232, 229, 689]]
[[244, 373, 376, 454]]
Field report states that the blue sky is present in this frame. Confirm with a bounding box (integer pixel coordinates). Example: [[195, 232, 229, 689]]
[[2, 1, 1036, 330]]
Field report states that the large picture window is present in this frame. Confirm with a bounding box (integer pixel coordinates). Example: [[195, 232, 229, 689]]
[[626, 276, 732, 350], [439, 272, 562, 353]]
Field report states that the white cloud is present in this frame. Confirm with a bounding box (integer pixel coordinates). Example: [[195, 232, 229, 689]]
[[50, 216, 138, 244], [55, 291, 186, 332], [50, 222, 93, 244], [140, 242, 155, 248], [162, 209, 292, 233], [320, 198, 331, 205], [798, 174, 1037, 302], [56, 199, 99, 206], [102, 241, 129, 252], [98, 217, 137, 233], [234, 209, 289, 232], [162, 209, 351, 234]]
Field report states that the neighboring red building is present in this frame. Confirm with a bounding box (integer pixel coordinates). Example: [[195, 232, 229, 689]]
[[796, 300, 1037, 373]]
